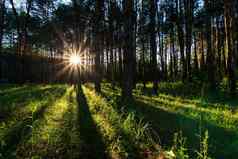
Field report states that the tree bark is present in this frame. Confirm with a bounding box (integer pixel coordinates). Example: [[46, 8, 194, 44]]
[[216, 17, 222, 80], [122, 0, 135, 99], [176, 0, 186, 81], [9, 0, 22, 54], [224, 0, 236, 95], [94, 0, 104, 93], [200, 31, 205, 71], [0, 0, 5, 80], [0, 0, 5, 54], [184, 0, 193, 81], [150, 0, 158, 94], [205, 0, 216, 89], [172, 30, 178, 79], [22, 0, 33, 54], [194, 33, 199, 73]]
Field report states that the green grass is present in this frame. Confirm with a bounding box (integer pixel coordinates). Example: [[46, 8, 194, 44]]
[[18, 86, 81, 158], [0, 83, 237, 158], [100, 82, 238, 158], [0, 84, 158, 158], [0, 84, 68, 158], [76, 85, 158, 158]]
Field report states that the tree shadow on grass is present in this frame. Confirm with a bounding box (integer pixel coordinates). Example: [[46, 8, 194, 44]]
[[50, 90, 80, 158], [0, 86, 66, 122], [28, 89, 80, 158], [136, 95, 238, 129], [0, 85, 27, 94], [94, 95, 145, 158], [57, 90, 80, 158], [133, 99, 238, 159], [137, 83, 238, 108], [76, 85, 108, 159], [101, 88, 238, 159], [84, 86, 144, 158], [0, 87, 67, 158]]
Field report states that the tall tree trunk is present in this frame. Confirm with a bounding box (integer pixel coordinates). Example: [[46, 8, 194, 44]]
[[22, 0, 33, 54], [0, 0, 5, 54], [224, 0, 236, 95], [0, 0, 5, 80], [10, 0, 24, 83], [172, 30, 178, 79], [164, 41, 168, 80], [205, 0, 216, 89], [170, 32, 174, 80], [122, 0, 135, 99], [150, 0, 158, 94], [109, 28, 114, 87], [141, 40, 146, 89], [94, 0, 104, 93], [184, 0, 193, 81], [22, 0, 33, 82], [119, 43, 123, 86], [159, 32, 165, 80], [176, 0, 186, 81], [200, 31, 205, 71], [108, 1, 115, 88], [194, 33, 199, 73], [9, 0, 22, 54], [216, 17, 222, 80], [132, 0, 138, 89], [234, 0, 238, 69], [140, 0, 146, 89], [106, 38, 110, 79]]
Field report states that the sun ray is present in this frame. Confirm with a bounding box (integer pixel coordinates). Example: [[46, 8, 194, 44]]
[[69, 55, 81, 65]]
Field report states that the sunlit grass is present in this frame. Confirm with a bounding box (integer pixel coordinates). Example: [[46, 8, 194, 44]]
[[82, 86, 128, 158], [31, 90, 71, 143], [100, 82, 238, 158], [0, 84, 27, 94], [0, 85, 68, 158], [137, 94, 238, 131], [1, 83, 237, 158], [83, 86, 158, 158], [18, 86, 81, 158], [102, 83, 238, 131]]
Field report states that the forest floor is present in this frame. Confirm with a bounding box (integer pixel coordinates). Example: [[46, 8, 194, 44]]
[[0, 83, 237, 159]]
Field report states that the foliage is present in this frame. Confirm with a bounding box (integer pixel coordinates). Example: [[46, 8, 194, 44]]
[[196, 130, 211, 159], [0, 83, 237, 158], [172, 131, 189, 159]]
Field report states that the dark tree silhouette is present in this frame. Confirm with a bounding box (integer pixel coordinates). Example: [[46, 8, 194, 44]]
[[0, 0, 237, 96]]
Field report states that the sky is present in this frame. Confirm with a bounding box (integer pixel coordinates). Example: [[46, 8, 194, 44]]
[[7, 0, 72, 9]]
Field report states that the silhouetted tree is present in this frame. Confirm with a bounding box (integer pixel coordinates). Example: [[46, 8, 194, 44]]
[[122, 0, 135, 98]]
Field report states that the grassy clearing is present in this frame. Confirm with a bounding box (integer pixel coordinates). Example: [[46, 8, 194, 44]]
[[100, 82, 238, 159], [0, 83, 237, 159], [0, 84, 160, 158], [16, 86, 82, 158], [0, 84, 68, 158], [77, 85, 159, 158]]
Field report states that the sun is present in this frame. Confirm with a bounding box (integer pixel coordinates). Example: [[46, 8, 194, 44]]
[[69, 55, 81, 65]]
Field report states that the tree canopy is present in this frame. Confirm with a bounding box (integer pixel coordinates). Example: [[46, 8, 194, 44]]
[[0, 0, 237, 96]]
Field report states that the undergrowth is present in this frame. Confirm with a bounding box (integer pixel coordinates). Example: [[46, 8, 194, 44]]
[[0, 83, 237, 158]]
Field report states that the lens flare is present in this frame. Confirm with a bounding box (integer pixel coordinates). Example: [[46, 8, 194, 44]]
[[69, 55, 81, 65]]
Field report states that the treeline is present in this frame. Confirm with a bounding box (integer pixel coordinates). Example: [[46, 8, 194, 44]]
[[0, 0, 237, 97], [0, 53, 95, 83]]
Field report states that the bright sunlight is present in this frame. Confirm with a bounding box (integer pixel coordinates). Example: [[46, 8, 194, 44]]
[[69, 55, 81, 65]]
